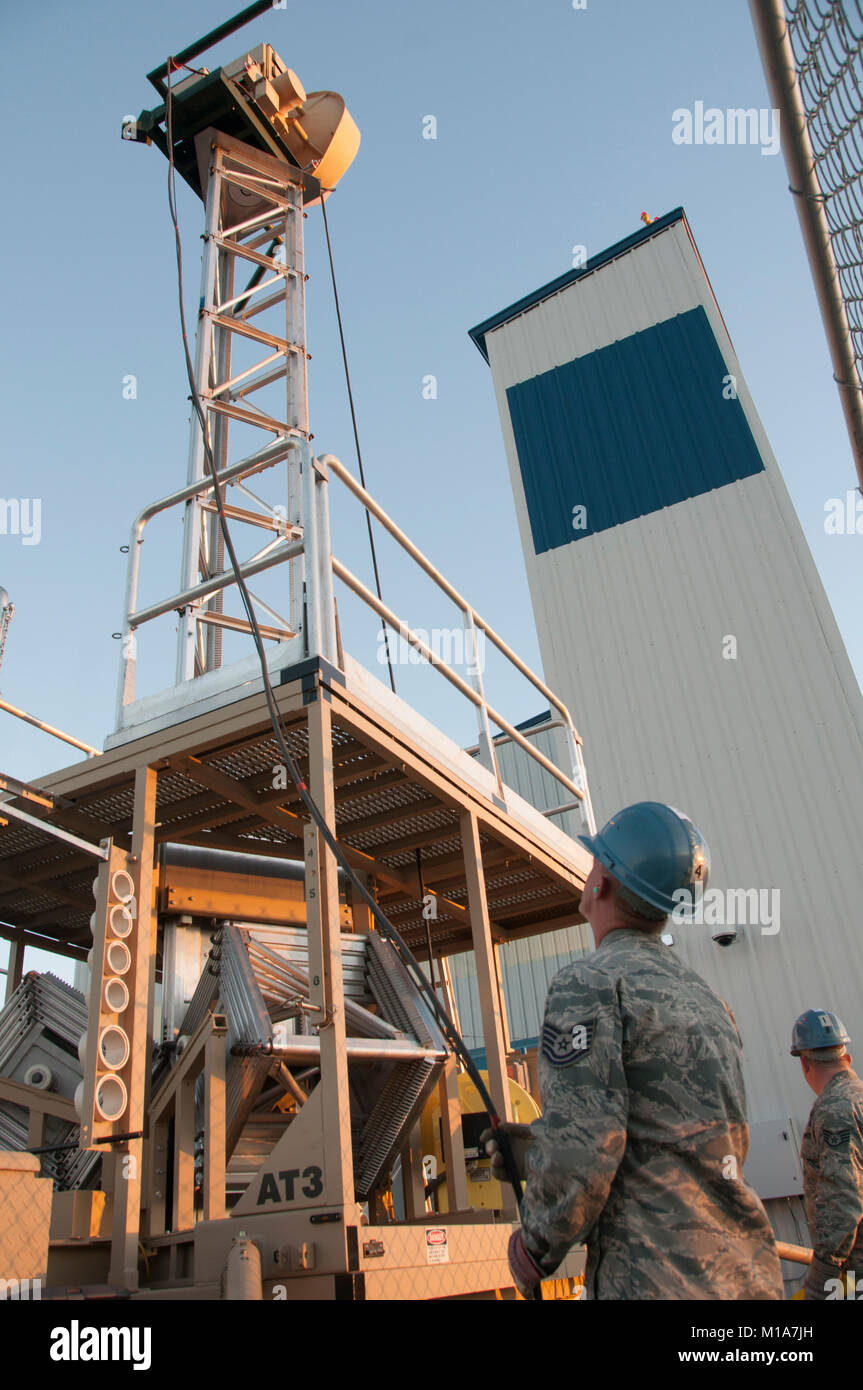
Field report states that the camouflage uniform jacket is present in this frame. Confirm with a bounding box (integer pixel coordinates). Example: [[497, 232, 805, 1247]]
[[800, 1070, 863, 1279], [520, 928, 783, 1300]]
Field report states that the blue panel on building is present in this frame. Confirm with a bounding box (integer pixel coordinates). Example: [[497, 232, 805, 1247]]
[[505, 306, 765, 555]]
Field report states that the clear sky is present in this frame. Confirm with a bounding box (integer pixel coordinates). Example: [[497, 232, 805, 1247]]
[[1, 0, 860, 980]]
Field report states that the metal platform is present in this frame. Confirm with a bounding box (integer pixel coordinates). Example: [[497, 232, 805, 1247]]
[[0, 654, 590, 966]]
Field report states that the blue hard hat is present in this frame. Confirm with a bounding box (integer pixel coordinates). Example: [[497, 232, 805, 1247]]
[[790, 1009, 851, 1056], [577, 801, 710, 915]]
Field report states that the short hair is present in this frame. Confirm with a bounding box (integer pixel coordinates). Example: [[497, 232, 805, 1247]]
[[801, 1045, 847, 1064]]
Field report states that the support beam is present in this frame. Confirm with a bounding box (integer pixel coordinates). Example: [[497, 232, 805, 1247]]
[[459, 810, 516, 1215], [400, 1118, 426, 1220], [305, 694, 355, 1211], [167, 754, 304, 843], [4, 933, 24, 1001], [0, 922, 88, 964], [438, 1056, 470, 1213]]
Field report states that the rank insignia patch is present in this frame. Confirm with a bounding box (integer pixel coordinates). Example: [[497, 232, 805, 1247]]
[[823, 1128, 851, 1149], [541, 1019, 595, 1067]]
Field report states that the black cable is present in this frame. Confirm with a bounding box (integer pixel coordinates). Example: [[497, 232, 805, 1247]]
[[319, 194, 397, 694], [164, 68, 533, 1273]]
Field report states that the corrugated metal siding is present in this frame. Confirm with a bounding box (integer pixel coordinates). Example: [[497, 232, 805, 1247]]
[[506, 306, 764, 553], [476, 211, 863, 1167], [450, 922, 593, 1052]]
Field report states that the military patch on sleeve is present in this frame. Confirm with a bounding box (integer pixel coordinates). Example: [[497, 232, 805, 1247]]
[[541, 1019, 595, 1067], [822, 1128, 852, 1149]]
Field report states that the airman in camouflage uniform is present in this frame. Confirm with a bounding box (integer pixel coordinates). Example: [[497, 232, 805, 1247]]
[[791, 1010, 863, 1300], [516, 928, 783, 1299], [492, 803, 783, 1300]]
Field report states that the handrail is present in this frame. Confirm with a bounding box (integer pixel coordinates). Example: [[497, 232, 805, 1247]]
[[115, 436, 302, 716], [0, 696, 101, 757], [320, 455, 583, 743], [463, 718, 566, 758], [331, 557, 586, 806], [111, 437, 596, 833]]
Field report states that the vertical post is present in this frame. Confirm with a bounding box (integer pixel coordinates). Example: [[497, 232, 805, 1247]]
[[464, 610, 503, 796], [350, 874, 374, 935], [109, 765, 156, 1288], [302, 445, 322, 660], [459, 809, 516, 1215], [315, 462, 339, 666], [564, 720, 595, 835], [285, 180, 309, 638], [493, 943, 512, 1056], [203, 244, 235, 673], [27, 1106, 46, 1150], [147, 1117, 169, 1237], [176, 147, 222, 683], [400, 1119, 427, 1220], [4, 934, 24, 1001], [437, 1057, 469, 1213], [203, 1027, 227, 1223], [305, 692, 355, 1210], [173, 1076, 196, 1232]]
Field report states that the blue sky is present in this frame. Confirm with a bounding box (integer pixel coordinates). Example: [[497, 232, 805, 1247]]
[[1, 0, 861, 979]]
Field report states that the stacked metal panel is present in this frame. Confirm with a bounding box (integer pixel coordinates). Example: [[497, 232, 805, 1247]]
[[189, 923, 448, 1201], [0, 973, 100, 1188]]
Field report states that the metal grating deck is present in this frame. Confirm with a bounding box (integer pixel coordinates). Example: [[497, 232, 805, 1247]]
[[0, 659, 589, 961]]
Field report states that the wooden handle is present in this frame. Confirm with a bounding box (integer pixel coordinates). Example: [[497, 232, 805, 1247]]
[[776, 1240, 813, 1265]]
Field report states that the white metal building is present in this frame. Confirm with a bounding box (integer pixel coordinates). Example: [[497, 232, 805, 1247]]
[[458, 208, 863, 1260]]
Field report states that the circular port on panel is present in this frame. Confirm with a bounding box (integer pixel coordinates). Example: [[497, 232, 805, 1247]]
[[24, 1064, 54, 1091], [89, 912, 97, 934], [105, 940, 131, 976], [110, 869, 135, 903], [73, 1080, 85, 1118], [78, 1034, 89, 1066], [109, 904, 134, 938], [103, 976, 129, 1014], [98, 1024, 130, 1071], [95, 1074, 127, 1122]]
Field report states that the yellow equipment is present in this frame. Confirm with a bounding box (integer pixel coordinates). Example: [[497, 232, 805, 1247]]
[[421, 1071, 540, 1214]]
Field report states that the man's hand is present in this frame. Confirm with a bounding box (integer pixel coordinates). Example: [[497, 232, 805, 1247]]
[[803, 1252, 842, 1301], [479, 1121, 535, 1182]]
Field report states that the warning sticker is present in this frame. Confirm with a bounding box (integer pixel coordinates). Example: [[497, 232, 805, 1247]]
[[425, 1227, 449, 1264]]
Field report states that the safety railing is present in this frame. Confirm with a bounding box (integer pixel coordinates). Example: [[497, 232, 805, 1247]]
[[115, 435, 304, 719], [115, 441, 595, 835], [318, 454, 596, 834]]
